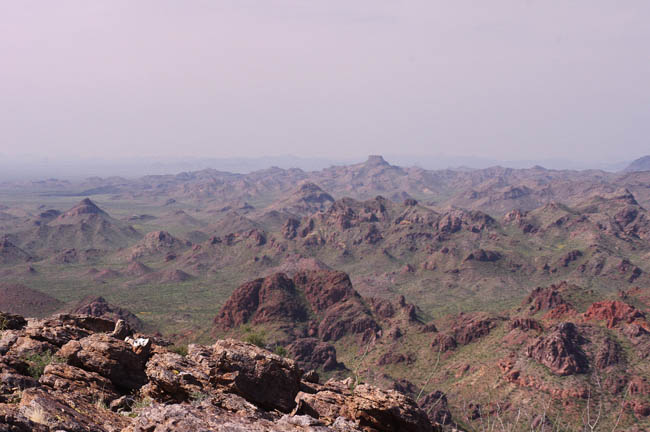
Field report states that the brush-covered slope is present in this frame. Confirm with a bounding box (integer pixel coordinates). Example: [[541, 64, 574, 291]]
[[214, 270, 650, 430], [0, 282, 63, 317], [9, 199, 142, 255]]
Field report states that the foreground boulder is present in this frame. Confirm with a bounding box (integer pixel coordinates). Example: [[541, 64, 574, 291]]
[[123, 395, 360, 432], [0, 312, 27, 331], [0, 311, 443, 431], [58, 333, 149, 391], [294, 379, 433, 432], [19, 387, 130, 432], [188, 339, 302, 413]]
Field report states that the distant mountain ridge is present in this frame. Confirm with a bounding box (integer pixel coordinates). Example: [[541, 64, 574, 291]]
[[625, 155, 650, 172]]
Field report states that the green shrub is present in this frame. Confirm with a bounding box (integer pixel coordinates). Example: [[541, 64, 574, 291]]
[[190, 391, 208, 406], [273, 345, 287, 357], [24, 351, 63, 379], [243, 331, 266, 348], [169, 344, 188, 357]]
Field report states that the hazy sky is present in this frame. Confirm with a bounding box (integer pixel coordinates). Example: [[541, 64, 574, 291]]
[[1, 1, 649, 163]]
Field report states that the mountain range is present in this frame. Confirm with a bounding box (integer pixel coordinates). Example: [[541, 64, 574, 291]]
[[1, 155, 649, 430]]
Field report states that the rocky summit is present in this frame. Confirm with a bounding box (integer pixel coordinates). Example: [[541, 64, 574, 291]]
[[0, 312, 442, 431]]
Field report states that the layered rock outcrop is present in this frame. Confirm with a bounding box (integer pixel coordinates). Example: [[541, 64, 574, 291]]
[[525, 322, 589, 376], [215, 270, 380, 343], [0, 311, 441, 431]]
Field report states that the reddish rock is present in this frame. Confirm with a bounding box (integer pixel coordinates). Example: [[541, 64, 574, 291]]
[[214, 273, 307, 328], [0, 312, 26, 330], [282, 218, 300, 239], [421, 322, 438, 333], [418, 390, 452, 425], [510, 318, 543, 332], [431, 334, 457, 352], [525, 322, 588, 376], [318, 301, 379, 342], [370, 298, 396, 319], [377, 352, 415, 366], [450, 314, 499, 345], [594, 337, 622, 369], [543, 303, 577, 320], [0, 404, 48, 432], [558, 249, 583, 267], [215, 270, 378, 343], [19, 387, 129, 432], [188, 339, 302, 413], [141, 351, 209, 403], [464, 249, 502, 262], [39, 363, 120, 404], [286, 338, 343, 372], [294, 270, 357, 314], [294, 380, 432, 432], [629, 400, 650, 418], [583, 300, 646, 328], [523, 283, 573, 315], [70, 296, 143, 330], [628, 376, 650, 396], [58, 333, 149, 391]]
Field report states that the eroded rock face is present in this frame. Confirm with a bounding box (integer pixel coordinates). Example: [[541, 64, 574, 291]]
[[526, 322, 589, 376], [141, 351, 208, 402], [318, 301, 379, 342], [39, 363, 120, 403], [583, 300, 646, 328], [294, 270, 358, 314], [449, 313, 500, 346], [215, 270, 379, 343], [188, 339, 302, 413], [0, 312, 440, 432], [123, 395, 357, 432], [59, 333, 149, 391], [431, 334, 457, 353], [0, 403, 48, 432], [69, 296, 144, 331], [595, 338, 622, 369], [523, 284, 573, 315], [418, 390, 453, 425], [464, 249, 502, 262], [19, 387, 129, 432], [294, 379, 432, 432], [0, 312, 26, 330], [287, 338, 343, 372], [510, 318, 543, 332]]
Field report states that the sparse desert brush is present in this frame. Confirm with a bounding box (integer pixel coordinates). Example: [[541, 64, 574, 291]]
[[24, 351, 63, 379], [170, 344, 188, 357], [273, 345, 287, 357], [244, 330, 266, 348]]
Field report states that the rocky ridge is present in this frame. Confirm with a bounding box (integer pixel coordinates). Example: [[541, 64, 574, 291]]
[[0, 311, 444, 431]]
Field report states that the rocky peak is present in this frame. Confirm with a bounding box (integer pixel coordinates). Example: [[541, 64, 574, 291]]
[[69, 296, 144, 331], [297, 181, 326, 195], [59, 198, 107, 219], [522, 283, 574, 315], [365, 155, 390, 167], [526, 322, 589, 376], [215, 270, 379, 343]]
